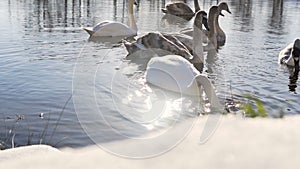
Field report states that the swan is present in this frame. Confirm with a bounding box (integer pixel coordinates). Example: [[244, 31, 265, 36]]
[[206, 6, 221, 49], [215, 2, 231, 46], [161, 0, 200, 20], [180, 2, 231, 47], [82, 0, 137, 37], [278, 39, 300, 72], [124, 11, 209, 72], [145, 55, 223, 111]]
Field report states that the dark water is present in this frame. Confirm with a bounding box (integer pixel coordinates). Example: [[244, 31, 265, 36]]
[[0, 0, 299, 149]]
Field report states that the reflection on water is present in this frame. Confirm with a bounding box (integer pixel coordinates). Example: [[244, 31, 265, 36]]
[[288, 70, 299, 93], [0, 0, 300, 149], [21, 0, 91, 31], [230, 0, 254, 32], [268, 0, 285, 35]]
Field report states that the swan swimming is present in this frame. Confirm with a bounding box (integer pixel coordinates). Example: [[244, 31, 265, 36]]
[[145, 54, 222, 111], [207, 6, 220, 49], [180, 2, 231, 47], [278, 39, 300, 72], [124, 11, 209, 72], [161, 0, 201, 20], [82, 0, 137, 37], [215, 2, 232, 46]]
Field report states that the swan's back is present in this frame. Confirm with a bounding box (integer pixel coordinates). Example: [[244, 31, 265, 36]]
[[163, 2, 194, 15], [92, 21, 136, 37], [146, 55, 200, 95], [124, 32, 193, 60]]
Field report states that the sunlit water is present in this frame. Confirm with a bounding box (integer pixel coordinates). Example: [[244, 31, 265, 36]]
[[0, 0, 299, 149]]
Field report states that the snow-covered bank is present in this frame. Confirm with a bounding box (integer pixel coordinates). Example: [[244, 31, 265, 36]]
[[1, 115, 299, 169]]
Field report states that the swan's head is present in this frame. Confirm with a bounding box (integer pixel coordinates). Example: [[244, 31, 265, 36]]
[[209, 6, 220, 19], [194, 11, 209, 31], [134, 0, 138, 5], [292, 39, 300, 72], [218, 2, 232, 16]]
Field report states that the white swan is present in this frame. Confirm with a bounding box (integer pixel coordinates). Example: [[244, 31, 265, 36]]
[[145, 55, 223, 110], [278, 39, 300, 72], [82, 0, 137, 37], [161, 0, 200, 20], [124, 11, 209, 72]]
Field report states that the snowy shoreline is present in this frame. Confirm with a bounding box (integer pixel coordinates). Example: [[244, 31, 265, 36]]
[[1, 115, 299, 169]]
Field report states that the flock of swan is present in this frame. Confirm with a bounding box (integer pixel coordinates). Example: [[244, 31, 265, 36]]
[[82, 0, 300, 113]]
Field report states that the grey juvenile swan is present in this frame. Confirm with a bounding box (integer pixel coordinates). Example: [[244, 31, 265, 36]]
[[278, 39, 300, 72], [124, 10, 210, 72], [162, 0, 201, 20]]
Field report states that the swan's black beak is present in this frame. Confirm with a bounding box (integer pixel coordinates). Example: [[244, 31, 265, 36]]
[[134, 0, 138, 5], [203, 17, 209, 31], [227, 9, 232, 14]]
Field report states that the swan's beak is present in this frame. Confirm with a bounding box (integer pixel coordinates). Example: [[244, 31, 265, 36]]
[[227, 9, 232, 14], [203, 17, 209, 31], [134, 0, 138, 5]]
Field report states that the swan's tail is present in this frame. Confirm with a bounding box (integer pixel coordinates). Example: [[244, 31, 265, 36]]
[[82, 27, 94, 36]]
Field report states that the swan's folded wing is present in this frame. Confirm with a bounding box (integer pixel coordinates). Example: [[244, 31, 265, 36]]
[[166, 2, 193, 15], [278, 43, 293, 65], [92, 22, 136, 37]]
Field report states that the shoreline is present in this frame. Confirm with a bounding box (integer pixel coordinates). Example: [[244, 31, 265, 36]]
[[0, 115, 299, 169]]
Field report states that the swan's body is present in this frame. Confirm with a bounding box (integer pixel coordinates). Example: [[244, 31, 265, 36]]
[[166, 33, 194, 53], [278, 39, 300, 72], [83, 21, 136, 37], [161, 0, 200, 20], [124, 11, 209, 72], [180, 2, 231, 47], [146, 55, 222, 110], [124, 32, 193, 61], [83, 0, 137, 37]]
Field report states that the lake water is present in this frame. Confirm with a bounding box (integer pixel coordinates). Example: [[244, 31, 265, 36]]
[[0, 0, 300, 151]]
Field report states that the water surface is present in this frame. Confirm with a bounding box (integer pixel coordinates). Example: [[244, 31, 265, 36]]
[[0, 0, 299, 149]]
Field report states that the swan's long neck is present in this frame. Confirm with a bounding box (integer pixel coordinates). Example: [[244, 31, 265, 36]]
[[215, 14, 223, 35], [129, 0, 137, 32], [194, 0, 200, 13], [191, 15, 204, 67], [208, 6, 218, 48], [194, 75, 223, 112]]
